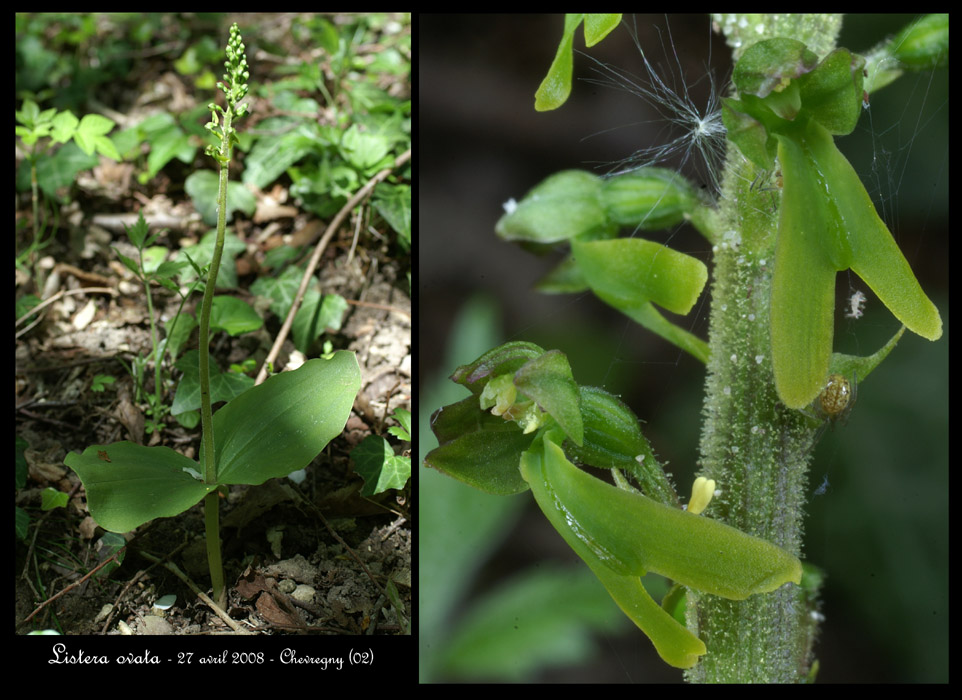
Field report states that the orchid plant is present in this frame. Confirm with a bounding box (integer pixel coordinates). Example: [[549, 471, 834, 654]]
[[65, 23, 361, 610]]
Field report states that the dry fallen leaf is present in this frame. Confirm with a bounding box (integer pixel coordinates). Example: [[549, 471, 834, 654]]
[[115, 390, 144, 445]]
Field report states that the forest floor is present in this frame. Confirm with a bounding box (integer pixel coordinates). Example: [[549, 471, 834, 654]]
[[15, 13, 410, 636]]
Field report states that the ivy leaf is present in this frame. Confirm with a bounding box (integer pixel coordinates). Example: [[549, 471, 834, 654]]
[[352, 434, 410, 497], [210, 295, 263, 336], [387, 408, 411, 441], [293, 291, 348, 353], [185, 170, 256, 225], [339, 124, 392, 172]]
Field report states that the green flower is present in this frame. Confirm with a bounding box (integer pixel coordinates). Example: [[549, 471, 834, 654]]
[[723, 38, 942, 408]]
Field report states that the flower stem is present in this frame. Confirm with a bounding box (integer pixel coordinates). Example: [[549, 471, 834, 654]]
[[198, 120, 230, 609], [198, 22, 247, 610], [204, 492, 225, 608]]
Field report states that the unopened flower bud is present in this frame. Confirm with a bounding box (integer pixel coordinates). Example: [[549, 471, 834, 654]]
[[600, 168, 697, 230]]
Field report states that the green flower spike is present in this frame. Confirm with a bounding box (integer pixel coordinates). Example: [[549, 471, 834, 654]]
[[723, 38, 942, 408], [204, 23, 250, 163]]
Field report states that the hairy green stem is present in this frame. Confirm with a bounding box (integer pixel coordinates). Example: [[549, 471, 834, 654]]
[[199, 118, 231, 485], [140, 251, 164, 414], [685, 15, 842, 683], [198, 134, 229, 607]]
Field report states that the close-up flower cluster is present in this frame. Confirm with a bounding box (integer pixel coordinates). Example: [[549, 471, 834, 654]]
[[205, 23, 250, 157]]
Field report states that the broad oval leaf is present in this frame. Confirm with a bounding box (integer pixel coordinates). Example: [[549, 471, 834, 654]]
[[64, 442, 214, 533], [203, 351, 360, 484]]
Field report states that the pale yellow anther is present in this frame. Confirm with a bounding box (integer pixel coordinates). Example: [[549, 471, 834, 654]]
[[687, 476, 717, 515]]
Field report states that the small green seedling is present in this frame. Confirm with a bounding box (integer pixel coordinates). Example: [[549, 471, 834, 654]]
[[113, 211, 198, 432], [65, 24, 361, 610], [90, 375, 116, 393], [16, 98, 122, 284]]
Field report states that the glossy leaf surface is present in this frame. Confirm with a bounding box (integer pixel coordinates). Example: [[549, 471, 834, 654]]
[[521, 435, 801, 667], [530, 437, 802, 597], [200, 352, 360, 484], [519, 436, 706, 668], [65, 443, 214, 533]]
